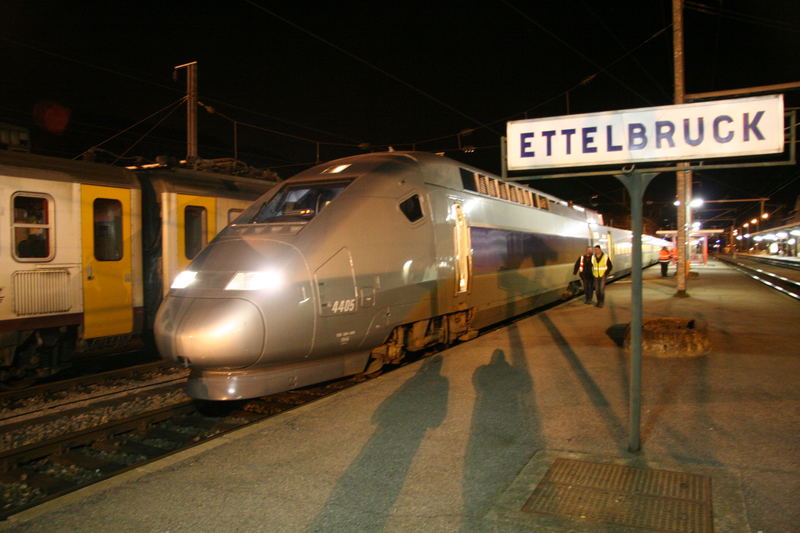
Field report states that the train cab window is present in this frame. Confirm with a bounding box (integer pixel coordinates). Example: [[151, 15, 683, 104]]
[[248, 180, 352, 224], [93, 198, 123, 261], [399, 195, 423, 222], [12, 194, 52, 261], [184, 205, 207, 260], [227, 209, 243, 223]]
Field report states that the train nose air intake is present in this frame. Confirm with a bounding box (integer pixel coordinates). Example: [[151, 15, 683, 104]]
[[157, 297, 265, 369]]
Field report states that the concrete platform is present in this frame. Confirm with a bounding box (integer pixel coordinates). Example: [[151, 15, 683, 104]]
[[4, 259, 799, 532]]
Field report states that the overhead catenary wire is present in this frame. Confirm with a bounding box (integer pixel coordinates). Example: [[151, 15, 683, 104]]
[[241, 0, 500, 136], [499, 0, 656, 107], [74, 98, 186, 160], [1, 34, 360, 147], [112, 99, 186, 164]]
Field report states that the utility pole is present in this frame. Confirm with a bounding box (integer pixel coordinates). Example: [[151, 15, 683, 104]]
[[673, 0, 690, 297], [174, 61, 198, 164]]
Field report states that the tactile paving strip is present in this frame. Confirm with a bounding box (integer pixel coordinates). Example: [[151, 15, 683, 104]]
[[522, 458, 713, 532]]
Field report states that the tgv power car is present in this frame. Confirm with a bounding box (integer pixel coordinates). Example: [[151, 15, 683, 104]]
[[155, 151, 667, 400]]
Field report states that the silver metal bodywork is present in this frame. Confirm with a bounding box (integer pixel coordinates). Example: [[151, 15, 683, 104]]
[[155, 152, 668, 400]]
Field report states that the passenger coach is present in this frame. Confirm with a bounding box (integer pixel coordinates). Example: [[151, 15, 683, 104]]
[[0, 150, 275, 386]]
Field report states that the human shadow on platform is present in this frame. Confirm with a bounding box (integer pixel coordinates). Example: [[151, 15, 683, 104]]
[[539, 313, 627, 448], [306, 356, 448, 533], [460, 330, 538, 531]]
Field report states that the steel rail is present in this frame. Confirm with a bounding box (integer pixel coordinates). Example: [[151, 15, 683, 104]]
[[717, 256, 800, 300]]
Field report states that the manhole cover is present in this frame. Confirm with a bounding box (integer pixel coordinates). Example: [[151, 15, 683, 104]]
[[522, 458, 713, 532]]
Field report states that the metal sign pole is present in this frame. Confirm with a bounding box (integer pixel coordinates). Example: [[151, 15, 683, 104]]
[[615, 171, 658, 452]]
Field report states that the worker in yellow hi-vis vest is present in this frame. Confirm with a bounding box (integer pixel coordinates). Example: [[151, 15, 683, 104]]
[[591, 245, 613, 308]]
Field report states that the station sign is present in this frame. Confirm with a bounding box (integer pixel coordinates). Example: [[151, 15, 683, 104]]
[[506, 94, 784, 171]]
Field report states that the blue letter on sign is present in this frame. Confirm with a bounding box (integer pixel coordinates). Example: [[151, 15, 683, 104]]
[[655, 121, 676, 148], [629, 123, 647, 150], [582, 127, 598, 153], [520, 132, 535, 157], [606, 125, 622, 152], [561, 129, 577, 154], [683, 118, 704, 146], [542, 130, 556, 156], [743, 111, 765, 141], [713, 115, 734, 143]]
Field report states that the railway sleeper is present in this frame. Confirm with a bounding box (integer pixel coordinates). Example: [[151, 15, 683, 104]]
[[50, 450, 124, 474], [3, 468, 72, 494]]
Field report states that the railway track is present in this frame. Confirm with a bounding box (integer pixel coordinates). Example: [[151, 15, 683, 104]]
[[0, 370, 374, 519], [717, 255, 800, 300], [0, 281, 605, 520], [0, 361, 188, 426]]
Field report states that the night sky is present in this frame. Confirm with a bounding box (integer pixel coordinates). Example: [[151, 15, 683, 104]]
[[2, 0, 799, 230]]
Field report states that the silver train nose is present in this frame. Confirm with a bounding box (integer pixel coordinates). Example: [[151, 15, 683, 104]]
[[155, 297, 265, 369]]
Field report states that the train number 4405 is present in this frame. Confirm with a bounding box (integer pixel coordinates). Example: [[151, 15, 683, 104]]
[[331, 299, 356, 313]]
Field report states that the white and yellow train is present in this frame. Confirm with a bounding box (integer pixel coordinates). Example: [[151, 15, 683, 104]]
[[0, 150, 276, 386]]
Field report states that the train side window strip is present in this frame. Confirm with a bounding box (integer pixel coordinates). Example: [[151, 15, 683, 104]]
[[93, 198, 123, 261], [12, 192, 53, 262], [227, 208, 243, 223], [461, 170, 556, 213]]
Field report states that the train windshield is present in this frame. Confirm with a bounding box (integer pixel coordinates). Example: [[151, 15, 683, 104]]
[[243, 180, 352, 224]]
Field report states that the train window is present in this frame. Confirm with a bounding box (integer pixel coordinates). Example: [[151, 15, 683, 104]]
[[476, 175, 489, 195], [12, 194, 52, 261], [93, 198, 123, 261], [537, 195, 550, 210], [184, 205, 207, 260], [489, 179, 500, 198], [496, 183, 505, 200], [399, 195, 423, 222], [249, 180, 352, 224], [460, 169, 477, 192], [227, 209, 243, 223]]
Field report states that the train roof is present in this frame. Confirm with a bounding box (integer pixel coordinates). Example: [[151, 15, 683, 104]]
[[0, 150, 278, 199], [0, 149, 137, 187], [292, 151, 603, 223]]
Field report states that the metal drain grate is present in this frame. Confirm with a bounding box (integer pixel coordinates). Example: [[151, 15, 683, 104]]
[[522, 458, 713, 532]]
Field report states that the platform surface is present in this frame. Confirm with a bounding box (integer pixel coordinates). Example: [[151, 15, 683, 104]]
[[4, 260, 799, 532]]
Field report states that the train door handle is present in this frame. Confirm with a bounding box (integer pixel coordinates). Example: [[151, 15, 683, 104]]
[[359, 287, 375, 307], [86, 265, 94, 280]]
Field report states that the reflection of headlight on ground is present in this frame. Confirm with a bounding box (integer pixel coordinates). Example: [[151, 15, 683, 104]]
[[171, 270, 197, 289], [225, 270, 283, 291]]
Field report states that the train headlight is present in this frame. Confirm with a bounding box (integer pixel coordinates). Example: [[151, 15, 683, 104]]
[[171, 270, 197, 289], [225, 270, 283, 291]]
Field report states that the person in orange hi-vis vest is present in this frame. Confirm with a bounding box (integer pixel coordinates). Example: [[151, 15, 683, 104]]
[[658, 246, 672, 277]]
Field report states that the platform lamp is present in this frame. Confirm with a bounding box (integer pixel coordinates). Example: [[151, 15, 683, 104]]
[[743, 222, 751, 251]]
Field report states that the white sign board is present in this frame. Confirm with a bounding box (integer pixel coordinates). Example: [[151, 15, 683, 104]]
[[506, 94, 784, 171]]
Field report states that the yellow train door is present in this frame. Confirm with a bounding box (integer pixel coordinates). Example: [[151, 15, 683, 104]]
[[176, 194, 216, 272], [81, 184, 133, 338]]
